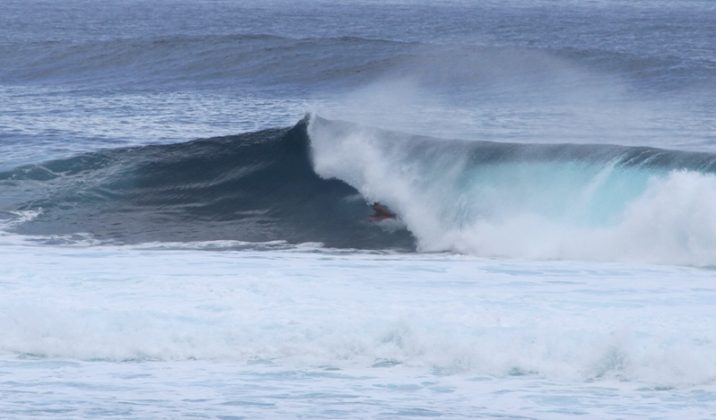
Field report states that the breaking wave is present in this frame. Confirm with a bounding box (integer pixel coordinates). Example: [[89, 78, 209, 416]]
[[309, 116, 716, 266], [0, 118, 412, 249], [2, 115, 716, 265]]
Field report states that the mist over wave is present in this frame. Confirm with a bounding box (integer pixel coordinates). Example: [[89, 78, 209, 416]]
[[0, 116, 714, 265], [308, 116, 716, 266], [3, 1, 716, 417]]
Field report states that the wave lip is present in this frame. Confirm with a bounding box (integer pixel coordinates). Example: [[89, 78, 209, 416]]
[[0, 117, 412, 249], [308, 115, 716, 266], [3, 115, 716, 265]]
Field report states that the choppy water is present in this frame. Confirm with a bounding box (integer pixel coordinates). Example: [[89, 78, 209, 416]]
[[1, 0, 715, 418], [2, 232, 716, 418]]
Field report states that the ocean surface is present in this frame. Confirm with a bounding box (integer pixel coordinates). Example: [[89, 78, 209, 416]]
[[1, 0, 716, 418]]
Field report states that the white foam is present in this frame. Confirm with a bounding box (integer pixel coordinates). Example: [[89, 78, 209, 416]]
[[1, 239, 715, 389], [308, 118, 716, 266]]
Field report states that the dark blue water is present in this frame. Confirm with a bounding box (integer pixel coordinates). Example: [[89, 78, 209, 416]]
[[1, 0, 715, 251], [3, 3, 716, 418], [2, 1, 714, 136]]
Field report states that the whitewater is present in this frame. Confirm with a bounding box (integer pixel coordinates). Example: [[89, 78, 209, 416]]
[[1, 0, 716, 418]]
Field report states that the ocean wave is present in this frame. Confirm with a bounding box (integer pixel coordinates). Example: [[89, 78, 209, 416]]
[[2, 115, 716, 265], [0, 34, 408, 89], [0, 33, 706, 91], [308, 116, 716, 266], [0, 118, 412, 249]]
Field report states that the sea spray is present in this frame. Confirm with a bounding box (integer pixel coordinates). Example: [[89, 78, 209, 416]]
[[308, 116, 716, 265]]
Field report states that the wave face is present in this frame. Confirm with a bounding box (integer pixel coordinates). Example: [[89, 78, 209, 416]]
[[0, 119, 412, 249], [3, 116, 716, 265], [308, 116, 716, 266]]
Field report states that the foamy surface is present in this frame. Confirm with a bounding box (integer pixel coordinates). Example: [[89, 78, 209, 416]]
[[2, 236, 715, 417]]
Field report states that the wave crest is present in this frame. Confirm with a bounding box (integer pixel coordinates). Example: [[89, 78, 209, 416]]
[[308, 116, 716, 266]]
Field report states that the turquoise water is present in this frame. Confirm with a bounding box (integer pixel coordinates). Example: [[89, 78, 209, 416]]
[[2, 0, 716, 417]]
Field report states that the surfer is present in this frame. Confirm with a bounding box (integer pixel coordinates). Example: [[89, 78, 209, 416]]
[[369, 202, 396, 222]]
